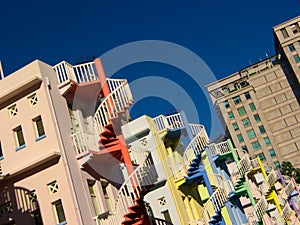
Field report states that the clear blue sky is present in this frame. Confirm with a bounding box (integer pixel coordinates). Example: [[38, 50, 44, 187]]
[[1, 0, 299, 138]]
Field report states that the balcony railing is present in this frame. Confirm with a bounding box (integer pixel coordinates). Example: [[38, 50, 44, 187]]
[[53, 61, 98, 84], [71, 131, 99, 156]]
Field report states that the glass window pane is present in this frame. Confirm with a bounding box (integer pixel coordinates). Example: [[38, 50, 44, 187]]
[[53, 200, 66, 223], [294, 55, 300, 63], [241, 145, 248, 153], [264, 137, 271, 146], [232, 122, 239, 131], [232, 96, 241, 104], [259, 125, 265, 134], [228, 111, 234, 120], [242, 118, 251, 127], [247, 129, 256, 139], [237, 134, 244, 143], [224, 100, 230, 108], [274, 161, 280, 169], [244, 92, 251, 100], [289, 44, 296, 52], [238, 107, 246, 116], [258, 153, 266, 161], [269, 149, 276, 157], [249, 103, 256, 111], [254, 114, 261, 122], [251, 141, 261, 150]]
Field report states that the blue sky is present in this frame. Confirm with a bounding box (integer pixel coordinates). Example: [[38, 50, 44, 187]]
[[1, 0, 299, 138]]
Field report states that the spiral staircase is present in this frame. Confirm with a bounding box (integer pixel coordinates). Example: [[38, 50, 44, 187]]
[[53, 60, 172, 225]]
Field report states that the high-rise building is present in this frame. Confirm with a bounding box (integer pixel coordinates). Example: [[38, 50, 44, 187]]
[[206, 15, 300, 169]]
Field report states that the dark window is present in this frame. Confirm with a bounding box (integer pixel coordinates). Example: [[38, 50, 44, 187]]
[[289, 44, 296, 52], [244, 92, 251, 100], [251, 141, 261, 150], [224, 100, 230, 108], [257, 153, 266, 161], [269, 149, 276, 158], [232, 122, 239, 131], [238, 107, 246, 116], [254, 114, 261, 122], [249, 103, 256, 111], [242, 118, 251, 127], [237, 134, 244, 143], [259, 125, 266, 134], [52, 200, 66, 224], [228, 111, 234, 120], [232, 96, 241, 104]]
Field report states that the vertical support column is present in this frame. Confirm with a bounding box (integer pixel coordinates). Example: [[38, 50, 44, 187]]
[[179, 111, 193, 142], [94, 58, 110, 98]]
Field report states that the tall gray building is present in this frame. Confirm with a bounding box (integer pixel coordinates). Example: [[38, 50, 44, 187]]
[[206, 15, 300, 168]]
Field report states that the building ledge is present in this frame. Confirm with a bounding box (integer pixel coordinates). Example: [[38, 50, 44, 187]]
[[1, 151, 61, 182]]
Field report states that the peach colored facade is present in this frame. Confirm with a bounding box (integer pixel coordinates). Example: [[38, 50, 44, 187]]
[[0, 60, 118, 225]]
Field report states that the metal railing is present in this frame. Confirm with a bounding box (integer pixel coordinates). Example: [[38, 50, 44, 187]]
[[71, 131, 99, 155], [53, 61, 98, 84], [98, 152, 157, 225], [93, 79, 133, 135]]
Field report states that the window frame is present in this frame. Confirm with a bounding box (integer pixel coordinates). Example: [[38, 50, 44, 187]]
[[32, 116, 46, 141], [232, 96, 241, 105], [237, 134, 244, 143], [237, 106, 246, 116], [13, 125, 26, 151], [251, 141, 261, 151], [246, 129, 256, 139], [244, 92, 251, 100], [52, 199, 67, 225]]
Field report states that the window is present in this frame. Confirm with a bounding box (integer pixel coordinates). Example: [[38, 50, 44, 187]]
[[244, 92, 251, 100], [247, 129, 256, 139], [8, 104, 18, 118], [232, 122, 239, 131], [88, 180, 101, 215], [294, 55, 300, 63], [251, 141, 261, 150], [228, 111, 234, 120], [259, 125, 266, 134], [33, 116, 45, 141], [237, 107, 246, 116], [101, 182, 113, 212], [264, 137, 271, 146], [232, 96, 241, 104], [257, 153, 266, 161], [254, 114, 261, 122], [274, 161, 280, 169], [158, 197, 167, 206], [0, 142, 3, 160], [288, 44, 296, 52], [48, 181, 59, 195], [28, 93, 38, 106], [241, 145, 248, 153], [269, 149, 276, 158], [237, 134, 244, 143], [281, 28, 289, 38], [52, 200, 66, 225], [13, 126, 25, 150], [242, 118, 251, 127], [249, 103, 256, 111], [162, 210, 172, 223], [224, 100, 230, 109], [291, 23, 300, 34]]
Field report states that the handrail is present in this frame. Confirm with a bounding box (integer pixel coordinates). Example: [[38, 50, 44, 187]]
[[260, 170, 279, 194], [150, 217, 174, 225], [98, 152, 156, 225], [206, 141, 231, 157], [168, 131, 207, 179], [153, 113, 184, 131], [253, 196, 268, 223], [53, 61, 98, 84], [93, 79, 133, 135], [202, 174, 230, 224], [106, 78, 128, 92]]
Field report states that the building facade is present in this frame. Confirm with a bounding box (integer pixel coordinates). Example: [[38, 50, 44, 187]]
[[206, 15, 300, 169]]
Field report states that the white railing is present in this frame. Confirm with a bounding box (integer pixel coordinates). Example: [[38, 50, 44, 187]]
[[250, 158, 259, 169], [98, 152, 156, 225], [107, 78, 127, 92], [230, 153, 251, 187], [260, 171, 279, 194], [285, 180, 295, 197], [150, 217, 174, 225], [206, 141, 231, 157], [202, 174, 229, 224], [282, 202, 292, 221], [153, 113, 184, 131], [71, 131, 99, 155], [53, 61, 98, 84], [168, 131, 207, 179], [253, 196, 268, 223], [93, 79, 133, 135], [189, 123, 206, 137]]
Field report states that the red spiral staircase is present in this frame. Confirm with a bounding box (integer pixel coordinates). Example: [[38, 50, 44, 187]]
[[54, 58, 169, 225]]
